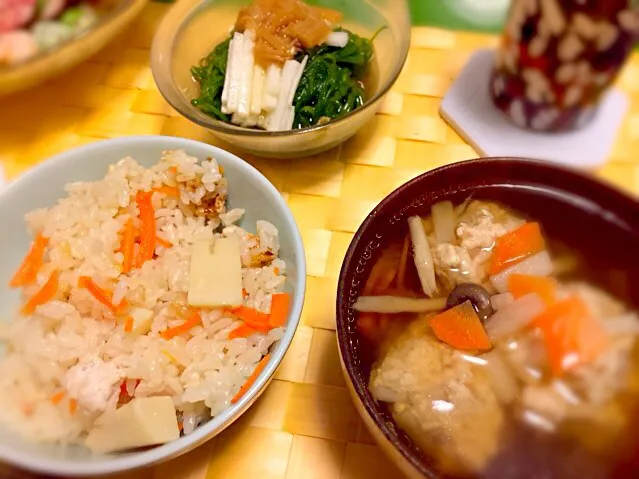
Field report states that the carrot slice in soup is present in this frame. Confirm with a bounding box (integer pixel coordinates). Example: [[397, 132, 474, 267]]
[[429, 301, 492, 351], [508, 274, 557, 306], [533, 296, 608, 377], [489, 222, 545, 275], [269, 293, 290, 328], [21, 271, 59, 315], [231, 354, 271, 404], [10, 233, 49, 287]]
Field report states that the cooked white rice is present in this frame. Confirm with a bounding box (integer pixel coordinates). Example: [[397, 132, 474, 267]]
[[0, 150, 287, 446]]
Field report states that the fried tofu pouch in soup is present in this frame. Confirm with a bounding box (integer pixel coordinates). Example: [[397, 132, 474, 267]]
[[370, 321, 504, 474]]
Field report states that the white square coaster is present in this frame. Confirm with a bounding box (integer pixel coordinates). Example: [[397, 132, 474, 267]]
[[440, 49, 629, 170]]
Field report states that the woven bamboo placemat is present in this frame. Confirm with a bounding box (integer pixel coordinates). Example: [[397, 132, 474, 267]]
[[1, 3, 639, 479]]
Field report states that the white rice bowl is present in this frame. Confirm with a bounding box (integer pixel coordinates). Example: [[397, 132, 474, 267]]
[[0, 136, 305, 476]]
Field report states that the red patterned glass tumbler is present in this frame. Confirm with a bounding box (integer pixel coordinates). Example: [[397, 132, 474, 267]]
[[490, 0, 639, 132]]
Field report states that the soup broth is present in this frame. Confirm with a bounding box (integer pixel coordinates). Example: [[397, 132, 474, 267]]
[[357, 200, 639, 478]]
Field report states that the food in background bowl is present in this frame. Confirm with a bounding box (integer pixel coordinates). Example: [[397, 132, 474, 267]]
[[354, 198, 639, 478], [0, 0, 109, 65], [0, 149, 292, 454], [190, 0, 378, 132]]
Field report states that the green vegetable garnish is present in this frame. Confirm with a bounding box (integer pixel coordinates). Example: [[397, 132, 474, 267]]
[[292, 28, 373, 129], [190, 27, 378, 129], [190, 37, 232, 122]]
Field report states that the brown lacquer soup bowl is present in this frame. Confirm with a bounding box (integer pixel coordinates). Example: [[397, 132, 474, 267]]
[[336, 158, 639, 479]]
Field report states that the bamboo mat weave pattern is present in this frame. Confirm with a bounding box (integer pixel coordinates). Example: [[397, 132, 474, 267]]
[[1, 3, 639, 479]]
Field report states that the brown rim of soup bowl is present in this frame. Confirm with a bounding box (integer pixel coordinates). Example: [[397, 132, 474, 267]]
[[335, 157, 639, 479]]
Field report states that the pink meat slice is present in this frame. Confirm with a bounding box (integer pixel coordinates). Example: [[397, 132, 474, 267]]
[[0, 0, 37, 34]]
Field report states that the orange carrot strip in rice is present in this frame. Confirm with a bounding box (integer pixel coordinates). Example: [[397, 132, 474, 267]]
[[168, 167, 178, 175], [231, 354, 271, 404], [50, 391, 65, 405], [156, 237, 173, 248], [135, 191, 157, 267], [21, 271, 60, 315], [161, 309, 202, 340], [152, 186, 180, 198], [242, 288, 249, 298], [120, 219, 136, 274], [228, 323, 258, 339], [10, 233, 49, 287], [230, 306, 271, 332], [124, 316, 134, 333], [69, 398, 78, 415], [269, 293, 290, 328], [78, 276, 128, 315]]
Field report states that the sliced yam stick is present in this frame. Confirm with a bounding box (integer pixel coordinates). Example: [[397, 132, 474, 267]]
[[490, 250, 553, 293], [135, 191, 157, 267], [264, 64, 281, 98], [10, 233, 49, 287], [267, 59, 298, 131], [120, 219, 136, 274], [250, 65, 266, 115], [489, 222, 545, 275], [78, 276, 128, 315], [429, 301, 492, 351], [508, 274, 557, 306], [69, 398, 78, 415], [286, 55, 308, 106], [533, 296, 609, 376], [50, 390, 65, 405], [226, 32, 245, 114], [397, 234, 410, 290], [237, 30, 255, 120], [408, 216, 437, 297], [431, 201, 456, 244], [230, 353, 271, 404], [21, 271, 59, 315], [229, 323, 258, 339], [269, 293, 290, 328], [354, 296, 446, 314], [230, 306, 271, 332], [161, 309, 202, 340]]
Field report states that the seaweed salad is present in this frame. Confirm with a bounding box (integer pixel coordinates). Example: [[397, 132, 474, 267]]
[[190, 0, 377, 132]]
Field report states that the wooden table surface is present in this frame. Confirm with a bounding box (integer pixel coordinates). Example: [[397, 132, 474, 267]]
[[1, 3, 639, 479]]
